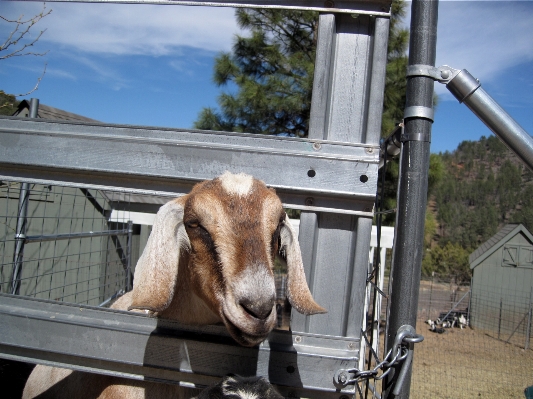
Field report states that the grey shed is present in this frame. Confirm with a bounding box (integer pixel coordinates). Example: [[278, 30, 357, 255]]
[[469, 224, 533, 340]]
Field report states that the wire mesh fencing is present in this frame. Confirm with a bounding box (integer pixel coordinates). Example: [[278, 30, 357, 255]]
[[0, 180, 294, 314], [355, 267, 532, 399], [0, 181, 145, 306], [410, 274, 533, 399]]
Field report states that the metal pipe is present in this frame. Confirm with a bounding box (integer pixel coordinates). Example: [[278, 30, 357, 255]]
[[24, 229, 129, 243], [525, 289, 532, 350], [29, 98, 39, 118], [383, 1, 438, 397], [498, 298, 503, 340], [446, 69, 533, 171], [10, 98, 40, 294], [10, 183, 30, 295], [126, 220, 133, 291]]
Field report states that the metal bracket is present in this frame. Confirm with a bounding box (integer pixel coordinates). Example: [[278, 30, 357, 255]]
[[403, 106, 434, 122], [400, 132, 431, 143], [406, 64, 461, 84]]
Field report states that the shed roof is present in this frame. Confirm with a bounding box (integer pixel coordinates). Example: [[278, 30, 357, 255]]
[[469, 224, 533, 269], [13, 100, 99, 123]]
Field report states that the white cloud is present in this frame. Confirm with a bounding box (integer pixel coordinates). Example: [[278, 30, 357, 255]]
[[43, 67, 77, 81], [404, 1, 533, 99], [2, 2, 240, 56]]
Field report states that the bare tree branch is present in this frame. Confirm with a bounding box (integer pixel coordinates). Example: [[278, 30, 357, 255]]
[[1, 3, 51, 97], [0, 4, 51, 60], [11, 63, 47, 97]]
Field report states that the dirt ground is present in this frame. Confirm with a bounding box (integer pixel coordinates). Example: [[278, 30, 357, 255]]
[[409, 319, 533, 399]]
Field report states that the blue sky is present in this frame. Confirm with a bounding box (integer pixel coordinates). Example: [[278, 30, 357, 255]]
[[1, 1, 532, 154]]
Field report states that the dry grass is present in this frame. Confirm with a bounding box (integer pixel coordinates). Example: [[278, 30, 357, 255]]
[[410, 319, 533, 399]]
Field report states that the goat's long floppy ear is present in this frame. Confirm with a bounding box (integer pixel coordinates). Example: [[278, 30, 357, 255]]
[[129, 197, 190, 313], [280, 214, 326, 315]]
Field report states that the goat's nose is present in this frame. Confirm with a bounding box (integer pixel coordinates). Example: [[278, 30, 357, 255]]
[[240, 297, 275, 320]]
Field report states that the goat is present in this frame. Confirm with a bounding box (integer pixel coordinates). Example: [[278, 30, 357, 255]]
[[458, 314, 468, 329], [430, 324, 446, 334], [192, 374, 284, 399], [23, 172, 326, 399]]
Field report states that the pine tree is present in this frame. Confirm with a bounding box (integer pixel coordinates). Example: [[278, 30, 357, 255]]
[[194, 2, 410, 139], [194, 9, 316, 137], [381, 0, 409, 136]]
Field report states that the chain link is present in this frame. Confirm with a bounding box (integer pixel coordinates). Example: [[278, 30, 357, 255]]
[[334, 327, 423, 387]]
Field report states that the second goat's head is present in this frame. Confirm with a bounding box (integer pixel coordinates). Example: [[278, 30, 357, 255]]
[[129, 172, 326, 346]]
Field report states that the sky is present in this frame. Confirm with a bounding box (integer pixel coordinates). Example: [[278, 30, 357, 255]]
[[0, 1, 532, 154]]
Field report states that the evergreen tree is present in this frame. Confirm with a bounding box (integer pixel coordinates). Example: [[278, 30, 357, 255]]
[[381, 0, 409, 136], [194, 1, 410, 139], [194, 9, 316, 137], [0, 91, 19, 115]]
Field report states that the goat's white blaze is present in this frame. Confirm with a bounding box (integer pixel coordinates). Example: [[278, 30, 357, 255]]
[[236, 391, 259, 399], [221, 377, 259, 399], [220, 171, 254, 196]]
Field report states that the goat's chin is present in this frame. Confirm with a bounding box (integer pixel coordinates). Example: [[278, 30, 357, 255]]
[[221, 313, 273, 347], [220, 302, 277, 347]]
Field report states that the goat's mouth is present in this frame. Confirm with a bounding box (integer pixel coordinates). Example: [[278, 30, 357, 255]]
[[221, 314, 271, 346], [220, 301, 277, 347]]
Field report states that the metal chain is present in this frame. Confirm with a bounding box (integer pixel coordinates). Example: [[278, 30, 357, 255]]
[[334, 326, 423, 387]]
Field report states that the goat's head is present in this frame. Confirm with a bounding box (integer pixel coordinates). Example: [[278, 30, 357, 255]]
[[193, 374, 284, 399], [129, 172, 326, 346]]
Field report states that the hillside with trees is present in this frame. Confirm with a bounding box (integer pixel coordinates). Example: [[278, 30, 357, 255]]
[[423, 134, 533, 282]]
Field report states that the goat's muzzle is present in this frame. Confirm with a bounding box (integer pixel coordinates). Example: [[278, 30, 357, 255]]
[[221, 264, 278, 346]]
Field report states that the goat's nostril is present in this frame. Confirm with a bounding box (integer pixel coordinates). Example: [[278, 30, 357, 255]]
[[240, 299, 274, 320]]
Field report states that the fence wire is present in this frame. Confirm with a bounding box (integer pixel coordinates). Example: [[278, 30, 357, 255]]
[[0, 181, 139, 306], [357, 263, 532, 399], [411, 274, 532, 399]]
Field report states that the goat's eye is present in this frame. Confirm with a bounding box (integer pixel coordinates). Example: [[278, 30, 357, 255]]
[[186, 221, 199, 229]]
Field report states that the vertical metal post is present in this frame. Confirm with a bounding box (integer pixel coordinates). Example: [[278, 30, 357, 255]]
[[383, 1, 438, 398], [11, 183, 30, 295], [126, 220, 133, 292], [498, 298, 502, 340], [293, 12, 390, 340], [525, 289, 532, 350], [10, 98, 40, 295], [427, 272, 434, 320]]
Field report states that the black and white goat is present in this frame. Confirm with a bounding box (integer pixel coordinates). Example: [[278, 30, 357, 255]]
[[193, 375, 284, 399]]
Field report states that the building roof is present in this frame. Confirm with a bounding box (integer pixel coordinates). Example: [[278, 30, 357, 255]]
[[12, 100, 99, 123], [469, 224, 533, 269]]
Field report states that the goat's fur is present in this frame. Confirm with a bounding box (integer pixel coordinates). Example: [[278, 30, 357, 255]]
[[23, 172, 325, 399]]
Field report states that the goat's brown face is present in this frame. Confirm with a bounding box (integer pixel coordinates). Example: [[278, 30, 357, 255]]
[[183, 175, 283, 346], [129, 172, 326, 347]]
